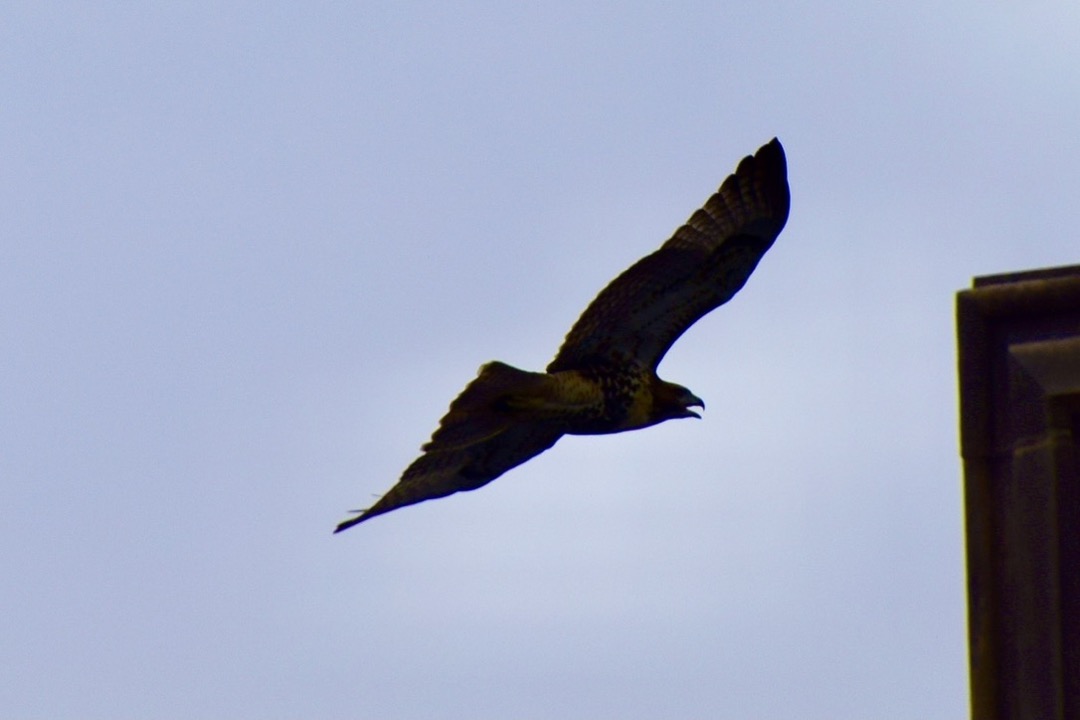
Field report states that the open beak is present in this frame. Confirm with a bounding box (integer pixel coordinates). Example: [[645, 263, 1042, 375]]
[[684, 394, 705, 419]]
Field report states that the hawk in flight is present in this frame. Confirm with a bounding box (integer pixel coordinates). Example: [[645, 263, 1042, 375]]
[[336, 138, 789, 532]]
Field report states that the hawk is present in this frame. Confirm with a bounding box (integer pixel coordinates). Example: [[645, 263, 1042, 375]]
[[336, 138, 789, 532]]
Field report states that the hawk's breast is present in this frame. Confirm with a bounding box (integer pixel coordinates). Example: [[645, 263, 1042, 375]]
[[563, 359, 651, 435]]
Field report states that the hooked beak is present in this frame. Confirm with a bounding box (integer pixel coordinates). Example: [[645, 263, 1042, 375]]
[[683, 393, 705, 419]]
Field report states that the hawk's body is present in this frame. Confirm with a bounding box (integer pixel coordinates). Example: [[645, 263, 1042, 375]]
[[336, 138, 790, 531]]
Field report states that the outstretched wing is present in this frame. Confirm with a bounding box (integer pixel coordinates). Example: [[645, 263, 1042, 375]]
[[548, 138, 789, 373], [334, 424, 563, 531], [334, 361, 581, 531]]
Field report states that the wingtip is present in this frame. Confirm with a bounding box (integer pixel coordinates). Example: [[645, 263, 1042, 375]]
[[757, 137, 786, 168], [333, 512, 368, 534], [750, 137, 790, 225]]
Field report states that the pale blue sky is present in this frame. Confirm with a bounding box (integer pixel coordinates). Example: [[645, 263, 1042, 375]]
[[3, 3, 1079, 718]]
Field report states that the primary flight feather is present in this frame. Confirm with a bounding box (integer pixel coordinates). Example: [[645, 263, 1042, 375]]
[[336, 138, 789, 532]]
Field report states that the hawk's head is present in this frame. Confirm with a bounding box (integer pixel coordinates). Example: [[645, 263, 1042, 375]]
[[651, 378, 705, 423]]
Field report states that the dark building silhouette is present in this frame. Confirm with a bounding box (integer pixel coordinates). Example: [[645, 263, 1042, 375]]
[[957, 264, 1080, 719]]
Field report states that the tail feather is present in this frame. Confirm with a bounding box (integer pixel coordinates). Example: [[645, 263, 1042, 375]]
[[333, 362, 594, 532], [423, 361, 548, 451]]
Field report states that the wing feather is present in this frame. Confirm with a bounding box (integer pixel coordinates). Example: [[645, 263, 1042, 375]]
[[548, 138, 789, 372], [334, 424, 562, 531]]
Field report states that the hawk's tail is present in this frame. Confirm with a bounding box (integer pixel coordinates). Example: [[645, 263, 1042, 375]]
[[423, 361, 549, 451]]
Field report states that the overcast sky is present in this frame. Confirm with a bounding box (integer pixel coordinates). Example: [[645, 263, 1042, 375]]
[[3, 3, 1079, 719]]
